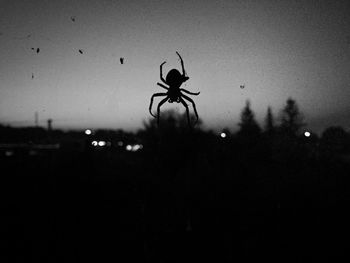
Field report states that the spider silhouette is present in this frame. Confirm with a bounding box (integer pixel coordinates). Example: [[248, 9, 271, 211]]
[[149, 51, 200, 126]]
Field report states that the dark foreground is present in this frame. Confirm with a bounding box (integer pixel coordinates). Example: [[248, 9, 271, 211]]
[[1, 133, 350, 262]]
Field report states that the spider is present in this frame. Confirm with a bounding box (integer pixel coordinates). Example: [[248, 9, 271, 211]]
[[149, 51, 200, 126]]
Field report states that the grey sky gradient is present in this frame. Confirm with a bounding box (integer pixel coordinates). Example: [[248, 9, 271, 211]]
[[0, 0, 349, 133]]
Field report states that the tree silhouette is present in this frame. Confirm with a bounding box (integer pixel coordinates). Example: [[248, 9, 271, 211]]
[[279, 98, 305, 136], [264, 106, 275, 134], [139, 109, 203, 152], [237, 100, 261, 137], [138, 109, 204, 176], [320, 126, 349, 154]]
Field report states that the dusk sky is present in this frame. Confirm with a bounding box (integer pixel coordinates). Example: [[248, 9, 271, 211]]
[[0, 0, 349, 134]]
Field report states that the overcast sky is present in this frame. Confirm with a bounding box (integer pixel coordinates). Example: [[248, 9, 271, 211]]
[[0, 0, 349, 133]]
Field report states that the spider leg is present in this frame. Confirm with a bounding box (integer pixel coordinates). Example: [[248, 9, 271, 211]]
[[157, 96, 169, 125], [180, 88, 200, 96], [149, 93, 167, 118], [181, 93, 199, 124], [176, 51, 186, 76], [160, 61, 167, 84], [157, 82, 169, 90], [179, 97, 191, 125]]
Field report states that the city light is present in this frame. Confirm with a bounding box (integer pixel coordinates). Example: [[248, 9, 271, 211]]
[[132, 145, 141, 151], [126, 145, 132, 151], [85, 129, 92, 135], [126, 144, 143, 152], [98, 141, 106, 147], [220, 132, 226, 138], [5, 151, 14, 157], [304, 131, 311, 137], [92, 140, 109, 147]]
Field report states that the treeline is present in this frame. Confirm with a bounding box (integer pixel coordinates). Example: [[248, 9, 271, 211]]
[[1, 97, 350, 157], [137, 97, 350, 161]]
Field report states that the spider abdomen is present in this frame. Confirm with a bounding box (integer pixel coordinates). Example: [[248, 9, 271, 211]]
[[166, 69, 183, 87]]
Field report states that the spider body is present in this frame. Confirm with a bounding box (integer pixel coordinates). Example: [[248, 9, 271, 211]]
[[165, 69, 189, 103], [149, 52, 200, 125], [167, 87, 181, 103]]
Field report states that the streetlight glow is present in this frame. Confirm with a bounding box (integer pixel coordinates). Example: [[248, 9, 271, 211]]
[[98, 141, 106, 147], [126, 145, 132, 151]]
